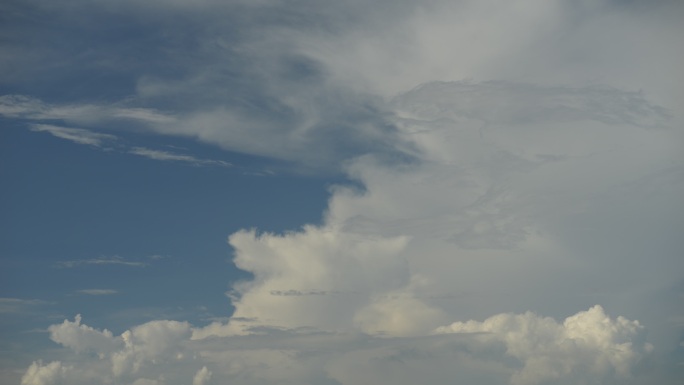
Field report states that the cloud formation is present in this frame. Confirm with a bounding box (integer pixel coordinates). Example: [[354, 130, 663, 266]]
[[76, 289, 118, 296], [7, 0, 683, 384], [129, 147, 231, 167], [434, 305, 652, 385], [30, 124, 117, 147]]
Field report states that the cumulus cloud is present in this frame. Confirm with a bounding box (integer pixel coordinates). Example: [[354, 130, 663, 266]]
[[48, 314, 121, 355], [434, 305, 653, 385], [76, 289, 118, 296], [28, 307, 654, 385], [192, 366, 212, 385], [21, 361, 71, 385]]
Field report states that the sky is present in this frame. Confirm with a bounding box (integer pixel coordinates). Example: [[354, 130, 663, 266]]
[[1, 0, 683, 384]]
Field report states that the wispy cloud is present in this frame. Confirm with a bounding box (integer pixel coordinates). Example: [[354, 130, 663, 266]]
[[30, 124, 117, 147], [0, 95, 175, 124], [129, 147, 232, 167], [27, 123, 232, 168], [75, 289, 118, 296], [56, 256, 148, 268], [0, 298, 52, 314]]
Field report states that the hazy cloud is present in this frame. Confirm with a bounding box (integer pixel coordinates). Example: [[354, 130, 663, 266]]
[[0, 298, 51, 314], [129, 147, 231, 167], [434, 305, 652, 385], [30, 124, 117, 147], [76, 289, 118, 296], [31, 308, 654, 385], [56, 256, 148, 268]]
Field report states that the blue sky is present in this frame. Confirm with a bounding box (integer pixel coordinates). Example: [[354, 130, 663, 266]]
[[2, 1, 684, 385]]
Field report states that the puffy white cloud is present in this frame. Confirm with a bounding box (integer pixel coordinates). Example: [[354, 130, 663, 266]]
[[28, 306, 655, 385], [48, 315, 121, 355], [192, 366, 212, 385], [111, 320, 191, 378], [434, 305, 653, 385], [20, 361, 70, 385]]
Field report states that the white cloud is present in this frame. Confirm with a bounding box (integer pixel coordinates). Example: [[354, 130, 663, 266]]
[[129, 147, 231, 167], [192, 366, 212, 385], [56, 257, 148, 268], [111, 320, 191, 378], [48, 315, 121, 355], [30, 124, 117, 147]]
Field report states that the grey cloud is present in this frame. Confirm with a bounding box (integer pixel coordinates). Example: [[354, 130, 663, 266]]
[[392, 81, 671, 128], [269, 290, 328, 297]]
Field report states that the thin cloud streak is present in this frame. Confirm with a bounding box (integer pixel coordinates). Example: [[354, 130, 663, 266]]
[[56, 257, 148, 268], [0, 298, 53, 314], [30, 124, 117, 147], [129, 147, 232, 167], [75, 290, 119, 296]]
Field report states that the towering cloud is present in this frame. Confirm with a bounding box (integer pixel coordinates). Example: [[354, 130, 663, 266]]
[[6, 0, 683, 384]]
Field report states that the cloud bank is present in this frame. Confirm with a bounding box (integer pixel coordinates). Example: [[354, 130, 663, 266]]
[[6, 0, 683, 384]]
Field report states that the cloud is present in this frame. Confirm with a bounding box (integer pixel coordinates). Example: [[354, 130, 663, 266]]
[[0, 298, 51, 314], [48, 314, 121, 355], [20, 361, 71, 385], [129, 147, 231, 167], [19, 79, 684, 383], [56, 256, 148, 268], [8, 0, 684, 383], [192, 366, 212, 385], [76, 289, 118, 296], [434, 305, 653, 385], [30, 124, 117, 147], [27, 307, 654, 385], [0, 95, 175, 125]]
